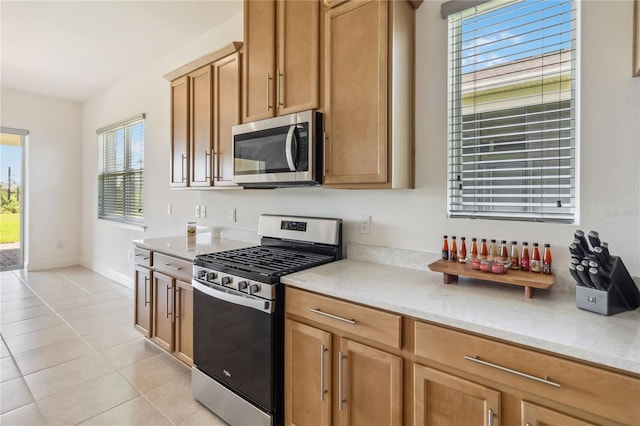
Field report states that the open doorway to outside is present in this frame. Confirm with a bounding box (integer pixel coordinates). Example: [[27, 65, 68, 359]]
[[1, 127, 27, 271]]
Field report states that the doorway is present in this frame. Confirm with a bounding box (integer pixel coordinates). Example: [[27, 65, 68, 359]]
[[0, 127, 27, 271]]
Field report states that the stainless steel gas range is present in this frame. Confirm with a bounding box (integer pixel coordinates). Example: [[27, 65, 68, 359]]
[[191, 214, 343, 426]]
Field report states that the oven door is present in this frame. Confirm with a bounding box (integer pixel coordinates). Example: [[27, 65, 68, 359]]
[[192, 280, 276, 412]]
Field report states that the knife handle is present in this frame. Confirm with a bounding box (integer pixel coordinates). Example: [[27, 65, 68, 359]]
[[600, 242, 613, 264], [569, 264, 584, 286], [574, 230, 593, 255], [589, 267, 608, 291], [588, 231, 601, 249], [569, 243, 585, 258], [593, 247, 611, 271], [576, 265, 595, 288]]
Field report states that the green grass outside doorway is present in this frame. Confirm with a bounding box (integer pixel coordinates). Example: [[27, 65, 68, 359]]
[[0, 213, 20, 243]]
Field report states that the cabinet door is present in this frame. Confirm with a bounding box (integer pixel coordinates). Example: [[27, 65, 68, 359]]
[[174, 279, 193, 366], [171, 76, 189, 186], [413, 363, 501, 426], [213, 52, 241, 184], [276, 0, 320, 116], [324, 0, 388, 185], [521, 401, 595, 426], [189, 65, 213, 187], [243, 0, 276, 123], [339, 338, 402, 426], [285, 320, 332, 426], [134, 264, 152, 337], [151, 271, 174, 353]]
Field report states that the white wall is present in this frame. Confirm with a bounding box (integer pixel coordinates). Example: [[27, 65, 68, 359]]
[[0, 87, 82, 270], [79, 1, 640, 287]]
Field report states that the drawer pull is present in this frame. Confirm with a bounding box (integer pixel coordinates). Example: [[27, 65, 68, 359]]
[[164, 264, 183, 271], [464, 355, 560, 388], [308, 308, 356, 325]]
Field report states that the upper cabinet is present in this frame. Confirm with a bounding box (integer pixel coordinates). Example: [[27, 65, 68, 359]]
[[242, 0, 320, 123], [323, 0, 415, 189], [165, 42, 242, 189]]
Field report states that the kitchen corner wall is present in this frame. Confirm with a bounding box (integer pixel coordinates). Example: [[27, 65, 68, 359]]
[[80, 1, 640, 288], [0, 87, 82, 270]]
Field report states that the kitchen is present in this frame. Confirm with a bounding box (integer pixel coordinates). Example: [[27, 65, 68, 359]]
[[1, 0, 639, 425]]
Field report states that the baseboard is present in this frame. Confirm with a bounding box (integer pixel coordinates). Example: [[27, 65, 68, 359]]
[[27, 257, 81, 272], [83, 261, 134, 289]]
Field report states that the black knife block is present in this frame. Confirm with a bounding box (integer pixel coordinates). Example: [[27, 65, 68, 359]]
[[575, 256, 640, 316]]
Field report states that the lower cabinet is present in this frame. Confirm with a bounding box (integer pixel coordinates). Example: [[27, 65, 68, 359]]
[[285, 287, 403, 426], [133, 247, 194, 367], [151, 271, 194, 366], [133, 264, 152, 337], [413, 363, 500, 426], [285, 287, 639, 426]]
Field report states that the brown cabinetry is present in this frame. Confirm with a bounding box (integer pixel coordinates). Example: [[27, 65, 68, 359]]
[[413, 363, 501, 426], [242, 0, 320, 123], [285, 287, 403, 426], [133, 249, 153, 338], [133, 247, 194, 366], [323, 0, 414, 189], [165, 42, 242, 188]]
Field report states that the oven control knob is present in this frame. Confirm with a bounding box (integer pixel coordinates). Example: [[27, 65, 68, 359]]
[[238, 281, 248, 291], [197, 270, 206, 279], [249, 284, 260, 295], [206, 272, 217, 281], [221, 276, 232, 286]]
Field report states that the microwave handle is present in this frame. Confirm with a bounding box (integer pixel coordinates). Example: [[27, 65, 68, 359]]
[[285, 125, 297, 172]]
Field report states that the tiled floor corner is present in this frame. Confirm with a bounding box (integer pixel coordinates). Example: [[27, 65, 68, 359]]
[[0, 267, 227, 426]]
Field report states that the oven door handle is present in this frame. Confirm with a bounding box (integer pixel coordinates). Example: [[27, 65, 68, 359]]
[[192, 281, 273, 314], [285, 125, 297, 172]]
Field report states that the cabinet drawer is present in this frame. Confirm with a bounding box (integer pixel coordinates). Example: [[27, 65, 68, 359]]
[[153, 253, 192, 282], [133, 247, 152, 267], [414, 320, 640, 426], [286, 287, 401, 349]]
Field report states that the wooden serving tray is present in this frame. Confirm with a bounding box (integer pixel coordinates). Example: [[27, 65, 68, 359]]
[[428, 259, 554, 299]]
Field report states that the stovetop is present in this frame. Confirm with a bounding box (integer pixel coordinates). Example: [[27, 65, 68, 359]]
[[194, 246, 335, 282]]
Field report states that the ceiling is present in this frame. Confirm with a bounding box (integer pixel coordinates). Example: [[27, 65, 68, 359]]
[[0, 0, 242, 102]]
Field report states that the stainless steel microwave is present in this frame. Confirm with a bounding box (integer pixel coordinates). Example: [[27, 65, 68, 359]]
[[232, 110, 323, 187]]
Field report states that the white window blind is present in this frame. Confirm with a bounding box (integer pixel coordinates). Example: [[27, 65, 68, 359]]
[[447, 0, 577, 222], [97, 114, 145, 225]]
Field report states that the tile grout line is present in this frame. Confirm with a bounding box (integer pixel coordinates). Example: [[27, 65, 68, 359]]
[[4, 268, 184, 426]]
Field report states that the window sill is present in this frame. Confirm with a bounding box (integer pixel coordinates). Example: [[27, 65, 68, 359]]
[[97, 218, 147, 232]]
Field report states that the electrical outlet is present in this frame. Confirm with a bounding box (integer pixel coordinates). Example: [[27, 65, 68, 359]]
[[167, 203, 172, 215], [359, 215, 371, 235], [229, 208, 236, 222], [195, 205, 201, 218], [201, 205, 207, 218]]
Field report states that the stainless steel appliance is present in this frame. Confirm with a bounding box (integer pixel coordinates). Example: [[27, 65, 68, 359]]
[[191, 215, 342, 426], [232, 110, 323, 187]]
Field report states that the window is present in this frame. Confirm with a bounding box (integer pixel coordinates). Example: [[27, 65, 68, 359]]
[[97, 114, 145, 225], [446, 0, 577, 222]]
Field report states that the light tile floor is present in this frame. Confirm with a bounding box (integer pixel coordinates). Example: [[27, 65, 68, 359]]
[[0, 266, 227, 426]]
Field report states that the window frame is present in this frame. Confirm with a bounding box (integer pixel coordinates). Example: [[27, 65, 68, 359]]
[[97, 114, 145, 227], [445, 0, 580, 223]]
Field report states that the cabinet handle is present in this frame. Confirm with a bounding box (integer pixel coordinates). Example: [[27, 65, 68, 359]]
[[464, 355, 560, 388], [205, 151, 210, 180], [144, 276, 149, 306], [173, 288, 179, 322], [323, 132, 329, 175], [308, 308, 356, 325], [488, 408, 494, 426], [166, 285, 172, 319], [277, 70, 283, 107], [164, 264, 182, 271], [320, 344, 328, 401], [181, 154, 186, 182], [338, 351, 345, 411], [266, 73, 273, 111]]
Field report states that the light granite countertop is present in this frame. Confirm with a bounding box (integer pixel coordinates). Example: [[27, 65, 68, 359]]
[[133, 231, 255, 261], [282, 257, 640, 375]]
